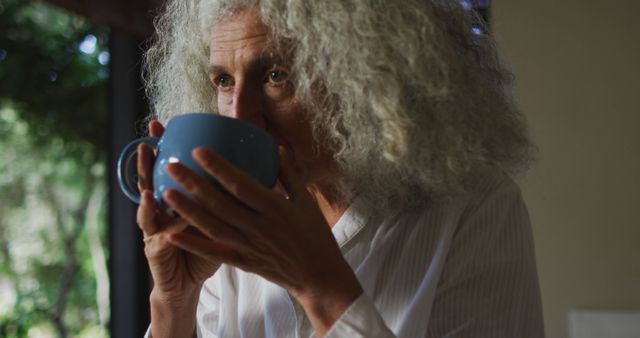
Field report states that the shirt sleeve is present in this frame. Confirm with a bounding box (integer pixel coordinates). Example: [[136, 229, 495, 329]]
[[322, 292, 396, 338], [425, 175, 545, 338]]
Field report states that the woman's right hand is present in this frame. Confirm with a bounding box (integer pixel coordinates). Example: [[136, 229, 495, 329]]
[[136, 120, 221, 305]]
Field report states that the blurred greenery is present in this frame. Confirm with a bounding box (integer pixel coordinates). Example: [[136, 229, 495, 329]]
[[0, 0, 109, 151], [0, 0, 109, 337]]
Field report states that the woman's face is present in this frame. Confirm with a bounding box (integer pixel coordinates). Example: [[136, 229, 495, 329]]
[[208, 8, 333, 187]]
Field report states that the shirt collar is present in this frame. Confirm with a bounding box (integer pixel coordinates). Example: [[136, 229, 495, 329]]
[[331, 197, 368, 248]]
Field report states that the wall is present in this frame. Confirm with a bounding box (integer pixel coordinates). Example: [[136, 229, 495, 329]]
[[491, 1, 640, 337]]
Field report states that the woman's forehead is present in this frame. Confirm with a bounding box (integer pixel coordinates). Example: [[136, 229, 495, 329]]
[[210, 8, 267, 44], [210, 9, 291, 66]]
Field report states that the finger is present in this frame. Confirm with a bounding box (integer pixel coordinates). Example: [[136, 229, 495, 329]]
[[137, 143, 154, 192], [137, 190, 188, 236], [136, 190, 161, 236], [164, 163, 261, 233], [277, 146, 307, 201], [167, 223, 245, 266], [272, 180, 290, 200], [163, 188, 253, 250], [149, 120, 165, 137], [192, 147, 273, 213]]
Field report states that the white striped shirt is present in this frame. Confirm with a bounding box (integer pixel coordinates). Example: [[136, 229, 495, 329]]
[[149, 172, 544, 337]]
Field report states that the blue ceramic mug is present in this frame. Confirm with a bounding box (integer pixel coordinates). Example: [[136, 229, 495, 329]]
[[117, 113, 279, 210]]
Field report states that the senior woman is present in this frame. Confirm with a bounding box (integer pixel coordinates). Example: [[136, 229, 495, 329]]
[[136, 0, 544, 337]]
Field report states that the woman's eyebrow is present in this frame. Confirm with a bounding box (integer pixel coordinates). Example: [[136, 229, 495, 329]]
[[207, 65, 227, 76], [258, 50, 284, 67], [207, 53, 286, 76]]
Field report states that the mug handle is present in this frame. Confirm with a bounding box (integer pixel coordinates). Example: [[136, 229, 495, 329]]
[[117, 136, 160, 204]]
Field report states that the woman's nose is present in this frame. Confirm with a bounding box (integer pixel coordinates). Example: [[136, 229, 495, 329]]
[[229, 82, 267, 128]]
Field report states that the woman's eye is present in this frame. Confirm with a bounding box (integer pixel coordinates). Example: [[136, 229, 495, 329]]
[[214, 75, 234, 90], [266, 70, 288, 85]]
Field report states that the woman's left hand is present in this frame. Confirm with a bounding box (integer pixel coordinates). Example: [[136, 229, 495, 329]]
[[162, 146, 362, 334]]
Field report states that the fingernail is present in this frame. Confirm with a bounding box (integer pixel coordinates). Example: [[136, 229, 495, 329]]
[[163, 188, 173, 198], [162, 191, 173, 205], [278, 146, 290, 157], [164, 188, 182, 201], [167, 232, 180, 243], [192, 147, 206, 158], [165, 163, 178, 173]]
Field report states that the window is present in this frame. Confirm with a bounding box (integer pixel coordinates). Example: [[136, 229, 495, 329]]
[[0, 1, 109, 336]]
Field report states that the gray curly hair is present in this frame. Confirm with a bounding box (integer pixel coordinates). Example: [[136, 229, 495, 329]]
[[143, 0, 535, 214]]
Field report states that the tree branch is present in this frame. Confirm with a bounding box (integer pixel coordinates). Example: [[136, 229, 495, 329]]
[[41, 168, 98, 338]]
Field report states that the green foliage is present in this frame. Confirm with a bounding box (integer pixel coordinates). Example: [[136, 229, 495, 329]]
[[0, 105, 108, 336], [0, 312, 39, 338], [0, 0, 110, 337], [0, 0, 109, 151]]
